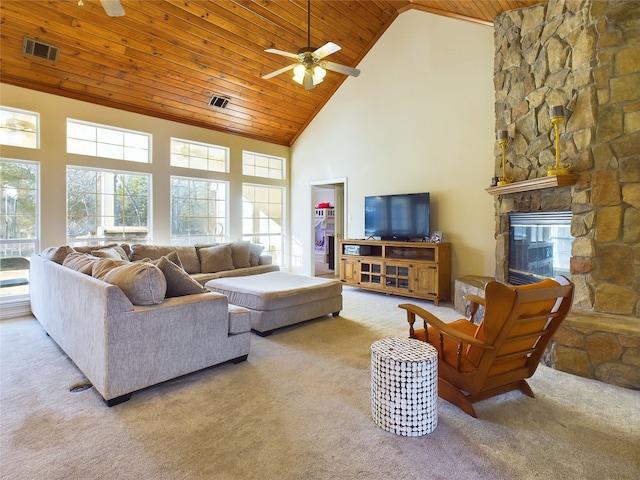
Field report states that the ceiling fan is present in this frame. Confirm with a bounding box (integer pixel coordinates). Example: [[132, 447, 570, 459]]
[[262, 0, 361, 90], [77, 0, 125, 17]]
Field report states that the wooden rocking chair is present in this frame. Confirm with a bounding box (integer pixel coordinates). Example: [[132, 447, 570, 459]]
[[399, 276, 574, 417]]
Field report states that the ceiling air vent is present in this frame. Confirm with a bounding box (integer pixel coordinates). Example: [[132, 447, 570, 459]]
[[208, 95, 231, 109], [22, 37, 60, 63]]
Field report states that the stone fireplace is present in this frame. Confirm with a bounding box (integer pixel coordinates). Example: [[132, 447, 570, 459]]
[[488, 0, 640, 389]]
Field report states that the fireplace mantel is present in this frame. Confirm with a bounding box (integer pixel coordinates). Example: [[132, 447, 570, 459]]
[[486, 174, 579, 196]]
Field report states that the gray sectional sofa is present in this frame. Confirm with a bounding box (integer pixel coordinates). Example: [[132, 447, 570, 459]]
[[29, 241, 277, 406]]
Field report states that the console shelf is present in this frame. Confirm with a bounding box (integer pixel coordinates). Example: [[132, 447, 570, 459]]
[[339, 239, 451, 305]]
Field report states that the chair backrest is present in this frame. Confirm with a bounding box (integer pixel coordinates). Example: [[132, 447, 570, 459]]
[[468, 276, 574, 378]]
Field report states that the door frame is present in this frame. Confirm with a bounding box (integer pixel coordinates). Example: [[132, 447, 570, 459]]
[[310, 178, 347, 277]]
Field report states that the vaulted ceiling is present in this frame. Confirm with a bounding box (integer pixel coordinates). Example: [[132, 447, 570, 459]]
[[0, 0, 545, 146]]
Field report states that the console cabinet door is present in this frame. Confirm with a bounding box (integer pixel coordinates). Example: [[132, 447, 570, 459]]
[[414, 264, 438, 298], [358, 259, 384, 289], [383, 262, 412, 294], [340, 257, 357, 283]]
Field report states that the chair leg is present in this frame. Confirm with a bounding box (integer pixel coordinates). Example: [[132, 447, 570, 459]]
[[518, 379, 535, 398], [438, 378, 477, 418]]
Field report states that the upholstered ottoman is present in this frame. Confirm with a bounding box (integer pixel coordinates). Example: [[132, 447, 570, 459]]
[[205, 271, 342, 335]]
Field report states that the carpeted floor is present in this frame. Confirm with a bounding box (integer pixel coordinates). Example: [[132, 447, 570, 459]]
[[1, 287, 639, 480]]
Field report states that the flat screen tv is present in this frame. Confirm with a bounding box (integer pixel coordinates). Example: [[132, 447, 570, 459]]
[[364, 192, 430, 241]]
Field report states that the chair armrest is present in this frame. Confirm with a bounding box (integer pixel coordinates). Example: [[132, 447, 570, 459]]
[[463, 293, 485, 323], [398, 303, 493, 350], [464, 294, 485, 307]]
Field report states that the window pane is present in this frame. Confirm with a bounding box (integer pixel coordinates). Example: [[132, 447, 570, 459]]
[[242, 151, 286, 180], [1, 160, 39, 300], [0, 107, 39, 149], [67, 120, 151, 163], [67, 167, 150, 243], [170, 176, 228, 245], [242, 183, 284, 267], [170, 138, 228, 173]]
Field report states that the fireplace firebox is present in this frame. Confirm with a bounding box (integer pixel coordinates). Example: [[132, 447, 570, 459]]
[[508, 212, 572, 285]]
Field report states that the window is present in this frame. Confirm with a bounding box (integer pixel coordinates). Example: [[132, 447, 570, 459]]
[[67, 119, 151, 163], [170, 138, 228, 173], [242, 184, 284, 266], [1, 159, 39, 300], [67, 167, 150, 245], [242, 151, 285, 180], [0, 107, 39, 149], [170, 177, 228, 245]]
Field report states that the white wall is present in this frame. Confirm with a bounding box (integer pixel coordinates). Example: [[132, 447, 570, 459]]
[[0, 84, 289, 250], [290, 10, 497, 282]]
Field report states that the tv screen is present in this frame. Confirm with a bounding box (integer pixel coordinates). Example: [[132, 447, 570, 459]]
[[365, 193, 430, 241]]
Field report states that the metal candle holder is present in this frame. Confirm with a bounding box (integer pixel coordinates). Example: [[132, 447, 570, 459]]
[[497, 130, 512, 186], [548, 105, 571, 176]]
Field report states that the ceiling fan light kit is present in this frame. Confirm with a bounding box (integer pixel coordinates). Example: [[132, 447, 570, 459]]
[[262, 0, 360, 90]]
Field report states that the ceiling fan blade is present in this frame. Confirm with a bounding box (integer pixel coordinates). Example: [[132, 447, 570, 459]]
[[262, 64, 296, 80], [100, 0, 125, 17], [323, 61, 361, 77], [265, 48, 300, 60], [313, 42, 341, 59]]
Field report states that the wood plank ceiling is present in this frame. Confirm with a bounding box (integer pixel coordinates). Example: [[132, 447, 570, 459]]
[[0, 0, 545, 146]]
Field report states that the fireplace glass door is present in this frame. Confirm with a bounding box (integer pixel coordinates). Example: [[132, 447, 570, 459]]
[[508, 212, 572, 285]]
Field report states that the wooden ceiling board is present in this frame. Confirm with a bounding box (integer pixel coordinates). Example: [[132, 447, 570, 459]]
[[0, 0, 546, 146]]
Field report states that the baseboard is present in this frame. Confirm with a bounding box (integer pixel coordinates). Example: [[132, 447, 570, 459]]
[[0, 297, 32, 320]]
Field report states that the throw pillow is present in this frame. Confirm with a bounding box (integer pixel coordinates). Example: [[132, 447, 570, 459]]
[[150, 250, 183, 270], [40, 246, 74, 264], [92, 258, 130, 279], [73, 243, 118, 254], [63, 252, 101, 275], [91, 246, 128, 260], [230, 240, 251, 269], [199, 244, 234, 273], [129, 244, 199, 274], [100, 262, 167, 306], [155, 256, 206, 297], [249, 243, 265, 267]]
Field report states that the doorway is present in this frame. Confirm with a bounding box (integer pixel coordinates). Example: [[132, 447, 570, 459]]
[[312, 180, 346, 278]]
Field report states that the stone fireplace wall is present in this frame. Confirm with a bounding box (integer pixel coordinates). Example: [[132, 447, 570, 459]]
[[490, 0, 639, 388]]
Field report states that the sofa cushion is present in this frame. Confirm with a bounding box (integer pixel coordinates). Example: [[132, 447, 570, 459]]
[[40, 245, 74, 264], [191, 264, 280, 285], [155, 256, 206, 297], [91, 246, 128, 260], [129, 244, 200, 274], [230, 240, 251, 268], [249, 243, 265, 267], [98, 262, 167, 305], [63, 252, 101, 275], [199, 244, 234, 273]]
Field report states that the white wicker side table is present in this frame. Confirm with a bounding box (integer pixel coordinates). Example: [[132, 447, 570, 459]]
[[371, 337, 438, 436]]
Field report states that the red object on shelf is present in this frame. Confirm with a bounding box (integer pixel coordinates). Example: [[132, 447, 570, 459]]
[[317, 202, 331, 208]]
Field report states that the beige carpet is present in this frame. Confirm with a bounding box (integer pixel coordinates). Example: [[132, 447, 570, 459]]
[[1, 287, 639, 480]]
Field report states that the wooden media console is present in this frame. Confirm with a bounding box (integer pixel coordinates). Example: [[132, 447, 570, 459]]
[[339, 239, 451, 305]]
